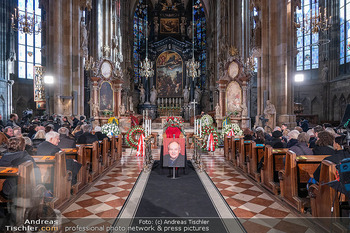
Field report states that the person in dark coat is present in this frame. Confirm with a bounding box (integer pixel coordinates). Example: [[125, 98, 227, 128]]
[[290, 132, 313, 156], [37, 131, 81, 185], [266, 131, 286, 148], [312, 131, 337, 182], [0, 137, 41, 199], [94, 126, 108, 141], [57, 127, 76, 149], [70, 115, 79, 129], [36, 131, 61, 156], [6, 113, 19, 127], [32, 130, 46, 149], [254, 130, 265, 144], [300, 118, 309, 132], [243, 128, 255, 141], [287, 130, 300, 148], [77, 124, 98, 144]]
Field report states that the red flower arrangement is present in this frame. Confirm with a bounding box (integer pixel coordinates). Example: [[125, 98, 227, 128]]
[[126, 126, 145, 149], [200, 125, 219, 151]]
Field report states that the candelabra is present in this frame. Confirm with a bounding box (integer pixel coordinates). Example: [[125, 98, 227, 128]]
[[11, 2, 41, 35], [243, 56, 256, 76], [186, 57, 201, 80], [140, 57, 154, 79]]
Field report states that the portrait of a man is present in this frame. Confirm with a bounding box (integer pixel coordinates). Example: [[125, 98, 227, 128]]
[[99, 82, 114, 111], [163, 138, 185, 167]]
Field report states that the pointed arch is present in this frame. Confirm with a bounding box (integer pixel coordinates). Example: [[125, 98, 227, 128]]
[[332, 95, 339, 122], [311, 96, 322, 116], [340, 94, 346, 121], [301, 97, 310, 115]]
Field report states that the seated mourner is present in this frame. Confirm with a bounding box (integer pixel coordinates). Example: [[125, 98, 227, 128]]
[[37, 131, 82, 185], [57, 127, 76, 149], [77, 124, 98, 144], [289, 132, 313, 156], [266, 131, 287, 148], [94, 126, 108, 141], [0, 137, 41, 199]]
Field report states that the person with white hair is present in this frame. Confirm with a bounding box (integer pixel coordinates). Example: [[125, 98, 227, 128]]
[[36, 131, 61, 156], [57, 127, 76, 149], [37, 131, 82, 185], [287, 130, 300, 148], [94, 126, 108, 141]]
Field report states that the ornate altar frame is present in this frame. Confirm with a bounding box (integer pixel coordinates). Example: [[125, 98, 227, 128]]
[[216, 48, 251, 129], [90, 58, 123, 126]]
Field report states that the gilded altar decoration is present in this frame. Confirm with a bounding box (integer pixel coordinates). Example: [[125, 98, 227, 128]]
[[156, 51, 183, 97], [34, 66, 45, 102], [160, 18, 179, 34], [99, 81, 114, 111]]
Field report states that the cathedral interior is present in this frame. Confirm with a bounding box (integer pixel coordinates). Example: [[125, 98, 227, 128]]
[[0, 0, 347, 126], [0, 0, 350, 233]]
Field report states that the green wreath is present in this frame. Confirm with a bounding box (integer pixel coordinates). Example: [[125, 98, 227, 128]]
[[126, 126, 145, 149], [200, 114, 214, 126], [200, 125, 219, 151]]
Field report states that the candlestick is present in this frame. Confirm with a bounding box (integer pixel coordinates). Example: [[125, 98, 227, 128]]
[[199, 120, 202, 138]]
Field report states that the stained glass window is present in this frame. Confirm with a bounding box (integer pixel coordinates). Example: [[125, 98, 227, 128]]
[[133, 0, 147, 83], [295, 0, 319, 71], [17, 0, 41, 79], [194, 0, 206, 87], [340, 0, 350, 64]]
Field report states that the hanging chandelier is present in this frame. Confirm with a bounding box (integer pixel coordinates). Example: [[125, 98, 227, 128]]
[[140, 2, 154, 80], [186, 0, 200, 80], [295, 5, 332, 35], [11, 0, 42, 35]]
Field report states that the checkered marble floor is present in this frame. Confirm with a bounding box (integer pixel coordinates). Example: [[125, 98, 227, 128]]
[[59, 148, 324, 233], [201, 148, 324, 233]]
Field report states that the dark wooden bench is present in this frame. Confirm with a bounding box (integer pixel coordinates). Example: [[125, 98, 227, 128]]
[[261, 146, 289, 195], [279, 151, 329, 213], [0, 161, 35, 224], [33, 152, 72, 208], [247, 142, 265, 182]]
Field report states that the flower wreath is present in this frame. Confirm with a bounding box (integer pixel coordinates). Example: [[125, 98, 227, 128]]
[[126, 126, 145, 149], [200, 114, 214, 127], [108, 117, 119, 125], [200, 125, 219, 151]]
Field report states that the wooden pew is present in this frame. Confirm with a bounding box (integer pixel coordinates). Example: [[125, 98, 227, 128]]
[[261, 146, 289, 195], [224, 135, 232, 161], [236, 139, 250, 173], [85, 141, 102, 181], [279, 151, 329, 213], [33, 152, 72, 208], [309, 160, 347, 218], [61, 146, 86, 194], [247, 142, 265, 182], [231, 137, 240, 166], [0, 161, 35, 224]]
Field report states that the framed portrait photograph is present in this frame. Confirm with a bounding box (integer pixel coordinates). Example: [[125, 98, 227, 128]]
[[160, 18, 179, 34], [99, 81, 114, 111], [163, 138, 186, 167]]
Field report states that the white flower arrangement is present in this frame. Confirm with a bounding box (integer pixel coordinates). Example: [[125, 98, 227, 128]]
[[101, 123, 120, 137], [200, 114, 214, 126], [221, 123, 243, 140]]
